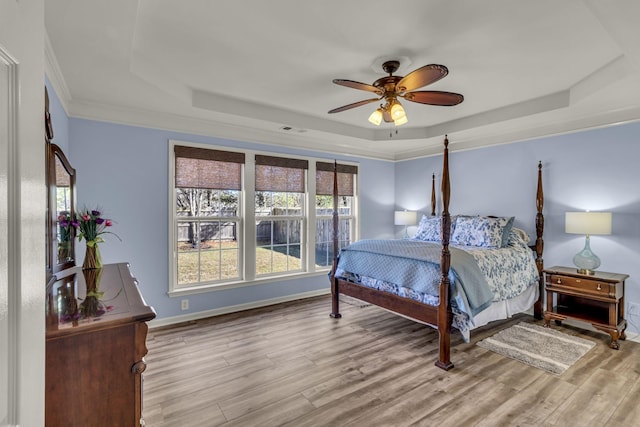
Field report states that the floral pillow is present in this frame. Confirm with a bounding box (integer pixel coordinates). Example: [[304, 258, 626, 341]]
[[508, 227, 530, 246], [451, 216, 514, 248], [413, 214, 459, 242], [413, 215, 441, 242]]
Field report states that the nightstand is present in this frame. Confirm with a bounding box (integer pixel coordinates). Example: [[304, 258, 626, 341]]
[[543, 266, 628, 349]]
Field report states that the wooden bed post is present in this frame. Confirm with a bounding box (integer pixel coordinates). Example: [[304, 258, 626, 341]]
[[330, 160, 342, 318], [533, 161, 544, 319], [436, 136, 454, 371], [431, 173, 436, 216]]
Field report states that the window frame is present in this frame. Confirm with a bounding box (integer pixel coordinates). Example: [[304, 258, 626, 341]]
[[174, 190, 243, 285], [168, 140, 359, 296], [315, 162, 358, 268]]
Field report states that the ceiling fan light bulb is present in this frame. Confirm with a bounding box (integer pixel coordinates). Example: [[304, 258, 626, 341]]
[[394, 115, 408, 126], [368, 109, 383, 126], [390, 101, 406, 120]]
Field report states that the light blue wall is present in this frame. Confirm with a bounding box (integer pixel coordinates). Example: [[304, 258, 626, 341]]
[[396, 123, 640, 336], [47, 80, 640, 336], [65, 117, 395, 321]]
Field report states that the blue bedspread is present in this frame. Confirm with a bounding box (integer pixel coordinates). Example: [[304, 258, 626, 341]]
[[337, 239, 494, 316]]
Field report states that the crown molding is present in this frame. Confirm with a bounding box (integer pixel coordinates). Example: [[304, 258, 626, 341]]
[[44, 30, 71, 116], [45, 30, 640, 163], [393, 104, 640, 161], [67, 99, 398, 161]]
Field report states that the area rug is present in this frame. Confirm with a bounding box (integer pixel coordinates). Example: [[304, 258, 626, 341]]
[[477, 322, 595, 375]]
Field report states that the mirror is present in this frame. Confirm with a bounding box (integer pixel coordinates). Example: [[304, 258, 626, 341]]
[[48, 143, 76, 273], [46, 86, 77, 274]]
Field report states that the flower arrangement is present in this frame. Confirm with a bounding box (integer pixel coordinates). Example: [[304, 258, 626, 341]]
[[75, 208, 119, 243], [57, 211, 74, 243], [57, 211, 74, 261], [75, 207, 120, 269]]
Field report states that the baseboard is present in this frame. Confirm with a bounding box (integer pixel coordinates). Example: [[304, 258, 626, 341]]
[[629, 334, 640, 343], [148, 288, 331, 329]]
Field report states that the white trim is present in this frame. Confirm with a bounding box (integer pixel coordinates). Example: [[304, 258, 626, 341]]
[[150, 288, 331, 329], [69, 99, 397, 160], [0, 46, 19, 426], [44, 30, 71, 115]]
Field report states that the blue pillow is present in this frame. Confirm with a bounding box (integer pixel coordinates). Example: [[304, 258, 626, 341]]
[[501, 216, 515, 248]]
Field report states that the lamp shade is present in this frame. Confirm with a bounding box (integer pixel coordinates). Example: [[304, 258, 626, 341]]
[[565, 212, 612, 235], [394, 210, 417, 226], [390, 101, 406, 121], [368, 108, 383, 125]]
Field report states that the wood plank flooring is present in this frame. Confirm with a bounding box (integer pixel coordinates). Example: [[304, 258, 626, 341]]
[[142, 295, 640, 426]]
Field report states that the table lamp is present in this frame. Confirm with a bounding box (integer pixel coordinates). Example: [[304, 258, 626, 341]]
[[565, 211, 612, 275], [395, 210, 417, 239]]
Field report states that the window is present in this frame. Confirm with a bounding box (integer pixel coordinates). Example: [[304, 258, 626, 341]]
[[170, 142, 358, 293], [255, 155, 308, 276], [315, 162, 357, 267], [174, 146, 244, 287]]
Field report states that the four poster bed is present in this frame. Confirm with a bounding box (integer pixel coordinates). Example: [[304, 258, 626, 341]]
[[329, 136, 545, 370]]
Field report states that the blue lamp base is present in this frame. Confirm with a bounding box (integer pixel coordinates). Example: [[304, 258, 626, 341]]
[[573, 235, 600, 275]]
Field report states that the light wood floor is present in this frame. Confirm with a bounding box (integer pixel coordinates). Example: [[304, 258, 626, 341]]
[[142, 295, 640, 426]]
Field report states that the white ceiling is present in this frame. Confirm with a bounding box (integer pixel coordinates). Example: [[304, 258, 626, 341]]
[[45, 0, 640, 161]]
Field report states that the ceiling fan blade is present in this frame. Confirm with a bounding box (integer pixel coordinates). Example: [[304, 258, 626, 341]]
[[396, 64, 449, 93], [333, 79, 383, 95], [401, 91, 464, 106], [328, 97, 381, 114]]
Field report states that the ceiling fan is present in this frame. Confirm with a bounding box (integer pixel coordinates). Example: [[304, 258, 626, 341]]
[[328, 60, 464, 126]]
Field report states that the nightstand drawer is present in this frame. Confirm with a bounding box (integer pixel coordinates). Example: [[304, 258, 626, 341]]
[[547, 274, 619, 299]]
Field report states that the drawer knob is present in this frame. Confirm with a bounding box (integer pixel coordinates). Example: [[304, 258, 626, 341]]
[[557, 278, 562, 284], [597, 283, 602, 291], [131, 361, 147, 374]]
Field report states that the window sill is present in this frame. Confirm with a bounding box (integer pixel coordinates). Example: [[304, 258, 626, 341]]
[[168, 269, 331, 297]]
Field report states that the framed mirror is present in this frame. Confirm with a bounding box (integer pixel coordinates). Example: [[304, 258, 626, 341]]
[[48, 143, 76, 273], [45, 87, 77, 274]]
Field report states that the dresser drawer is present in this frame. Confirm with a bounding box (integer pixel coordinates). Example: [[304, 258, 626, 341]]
[[547, 274, 619, 299]]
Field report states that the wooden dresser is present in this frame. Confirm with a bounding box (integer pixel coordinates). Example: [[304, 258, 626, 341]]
[[45, 263, 156, 426]]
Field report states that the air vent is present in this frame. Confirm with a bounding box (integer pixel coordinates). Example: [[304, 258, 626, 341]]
[[279, 126, 307, 133]]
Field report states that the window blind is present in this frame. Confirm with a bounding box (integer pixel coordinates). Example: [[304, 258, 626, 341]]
[[174, 146, 245, 190], [315, 162, 357, 196], [255, 155, 308, 192]]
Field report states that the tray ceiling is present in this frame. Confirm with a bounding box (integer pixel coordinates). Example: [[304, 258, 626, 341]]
[[45, 0, 640, 160]]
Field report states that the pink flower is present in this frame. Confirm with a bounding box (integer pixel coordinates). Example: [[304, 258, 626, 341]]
[[105, 219, 113, 227], [82, 214, 91, 221]]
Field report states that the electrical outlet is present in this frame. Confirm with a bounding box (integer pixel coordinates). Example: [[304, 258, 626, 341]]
[[628, 302, 640, 316], [181, 299, 189, 311]]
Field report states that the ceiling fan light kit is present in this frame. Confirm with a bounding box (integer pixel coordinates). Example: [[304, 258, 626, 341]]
[[329, 60, 464, 127]]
